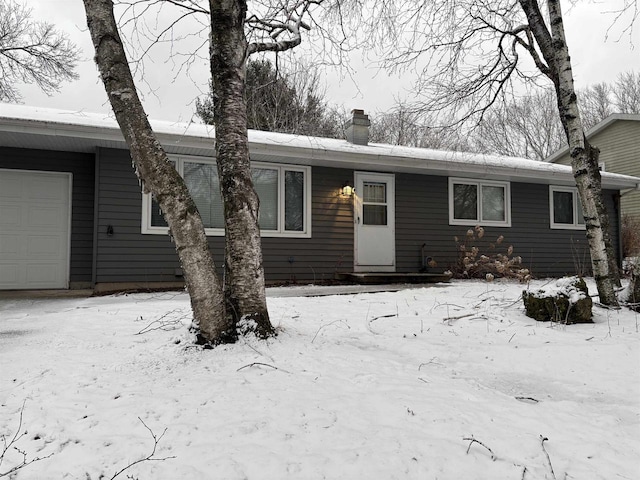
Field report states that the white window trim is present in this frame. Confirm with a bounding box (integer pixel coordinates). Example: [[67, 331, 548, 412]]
[[142, 156, 312, 238], [549, 186, 586, 230], [448, 177, 511, 227]]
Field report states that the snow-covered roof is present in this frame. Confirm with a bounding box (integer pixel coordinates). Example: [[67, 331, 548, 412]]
[[1, 103, 639, 189], [546, 113, 640, 164]]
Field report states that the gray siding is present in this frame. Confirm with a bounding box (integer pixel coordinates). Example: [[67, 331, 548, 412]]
[[0, 147, 95, 285], [95, 148, 353, 284], [395, 174, 620, 277], [95, 147, 622, 285]]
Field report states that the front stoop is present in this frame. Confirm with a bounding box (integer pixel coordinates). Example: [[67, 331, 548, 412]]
[[336, 272, 451, 285]]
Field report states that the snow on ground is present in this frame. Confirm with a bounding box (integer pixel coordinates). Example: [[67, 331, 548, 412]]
[[0, 279, 638, 479]]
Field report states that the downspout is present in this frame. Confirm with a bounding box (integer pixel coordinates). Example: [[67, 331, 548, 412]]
[[91, 147, 100, 289], [613, 192, 622, 268]]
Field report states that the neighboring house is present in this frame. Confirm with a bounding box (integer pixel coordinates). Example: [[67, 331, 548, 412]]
[[1, 105, 639, 292], [546, 113, 640, 219]]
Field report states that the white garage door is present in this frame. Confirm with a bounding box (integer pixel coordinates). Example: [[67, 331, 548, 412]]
[[0, 170, 71, 289]]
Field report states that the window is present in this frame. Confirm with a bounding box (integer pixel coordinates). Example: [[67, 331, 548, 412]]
[[362, 181, 388, 225], [549, 186, 585, 230], [448, 178, 511, 227], [142, 157, 311, 237]]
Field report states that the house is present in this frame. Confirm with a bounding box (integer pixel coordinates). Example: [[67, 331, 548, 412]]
[[546, 113, 640, 219], [1, 105, 639, 292]]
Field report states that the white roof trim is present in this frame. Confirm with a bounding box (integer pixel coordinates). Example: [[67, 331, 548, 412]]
[[1, 103, 639, 190]]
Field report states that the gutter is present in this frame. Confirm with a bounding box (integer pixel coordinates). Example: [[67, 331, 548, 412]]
[[3, 107, 639, 190]]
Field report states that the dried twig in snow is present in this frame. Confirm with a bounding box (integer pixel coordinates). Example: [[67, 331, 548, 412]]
[[0, 401, 53, 478], [109, 417, 175, 479], [463, 435, 497, 461], [539, 435, 557, 480]]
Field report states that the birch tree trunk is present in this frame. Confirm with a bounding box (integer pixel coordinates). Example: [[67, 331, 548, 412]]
[[518, 0, 620, 306], [209, 0, 273, 337], [82, 0, 233, 342]]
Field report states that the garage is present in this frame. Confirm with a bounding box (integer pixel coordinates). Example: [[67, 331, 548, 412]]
[[0, 169, 71, 289]]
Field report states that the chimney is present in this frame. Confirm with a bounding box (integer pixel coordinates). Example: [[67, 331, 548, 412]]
[[345, 109, 370, 145]]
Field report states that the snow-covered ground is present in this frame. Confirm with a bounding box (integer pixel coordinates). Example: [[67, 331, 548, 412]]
[[1, 279, 638, 479]]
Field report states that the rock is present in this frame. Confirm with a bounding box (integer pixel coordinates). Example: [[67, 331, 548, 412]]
[[522, 276, 593, 324]]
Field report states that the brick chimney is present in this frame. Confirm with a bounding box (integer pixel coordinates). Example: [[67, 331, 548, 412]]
[[345, 109, 370, 145]]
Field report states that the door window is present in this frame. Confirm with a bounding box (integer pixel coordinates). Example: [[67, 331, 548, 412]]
[[362, 181, 387, 225]]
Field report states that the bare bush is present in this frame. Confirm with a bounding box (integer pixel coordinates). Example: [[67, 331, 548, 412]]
[[0, 402, 52, 477], [449, 226, 531, 282], [622, 214, 640, 258]]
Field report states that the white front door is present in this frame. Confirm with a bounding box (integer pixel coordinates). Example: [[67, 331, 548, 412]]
[[0, 170, 71, 289], [354, 172, 395, 272]]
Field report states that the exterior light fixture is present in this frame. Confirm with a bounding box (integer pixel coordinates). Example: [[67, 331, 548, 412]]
[[342, 181, 354, 196]]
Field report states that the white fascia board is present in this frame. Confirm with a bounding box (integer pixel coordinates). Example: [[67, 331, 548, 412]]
[[249, 140, 640, 190], [0, 114, 217, 153], [2, 104, 639, 190]]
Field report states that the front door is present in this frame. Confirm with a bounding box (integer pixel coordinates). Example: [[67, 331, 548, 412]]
[[354, 172, 395, 272]]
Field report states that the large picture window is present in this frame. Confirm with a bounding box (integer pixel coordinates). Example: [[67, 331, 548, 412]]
[[448, 178, 511, 227], [549, 186, 585, 230], [142, 157, 311, 237]]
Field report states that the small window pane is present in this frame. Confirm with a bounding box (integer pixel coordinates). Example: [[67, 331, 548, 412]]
[[150, 199, 168, 227], [553, 190, 573, 224], [482, 185, 505, 222], [150, 160, 176, 227], [252, 168, 278, 230], [363, 205, 387, 225], [285, 170, 304, 231], [184, 162, 224, 229], [576, 195, 585, 225], [363, 182, 386, 203], [453, 183, 478, 220]]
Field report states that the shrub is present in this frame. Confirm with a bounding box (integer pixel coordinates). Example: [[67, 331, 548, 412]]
[[622, 214, 640, 258], [450, 226, 531, 282]]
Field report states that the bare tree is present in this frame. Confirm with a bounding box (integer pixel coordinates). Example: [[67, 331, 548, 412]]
[[196, 58, 341, 137], [520, 0, 621, 304], [369, 104, 470, 150], [613, 70, 640, 114], [83, 0, 326, 342], [339, 0, 631, 304], [0, 0, 80, 102], [467, 71, 640, 159], [82, 0, 231, 344], [579, 82, 615, 130], [473, 88, 565, 160]]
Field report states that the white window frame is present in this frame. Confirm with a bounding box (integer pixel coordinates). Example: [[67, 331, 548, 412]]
[[549, 186, 586, 230], [142, 156, 312, 238], [448, 177, 511, 227]]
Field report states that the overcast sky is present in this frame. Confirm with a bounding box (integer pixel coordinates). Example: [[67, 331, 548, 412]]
[[16, 0, 640, 123]]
